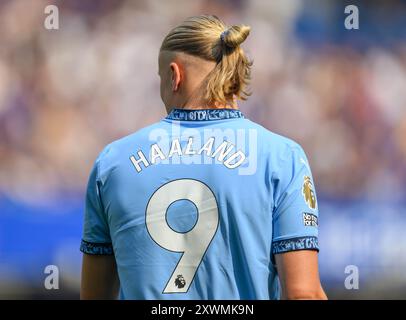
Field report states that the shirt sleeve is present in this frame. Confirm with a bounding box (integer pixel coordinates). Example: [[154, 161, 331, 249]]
[[80, 158, 113, 255], [272, 144, 319, 256]]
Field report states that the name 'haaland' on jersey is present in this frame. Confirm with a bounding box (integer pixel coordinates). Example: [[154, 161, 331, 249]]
[[130, 137, 246, 173]]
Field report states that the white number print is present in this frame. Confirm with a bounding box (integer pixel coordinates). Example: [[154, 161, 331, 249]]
[[146, 179, 219, 293]]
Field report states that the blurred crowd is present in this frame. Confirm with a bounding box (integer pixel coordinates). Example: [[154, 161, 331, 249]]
[[0, 0, 405, 204]]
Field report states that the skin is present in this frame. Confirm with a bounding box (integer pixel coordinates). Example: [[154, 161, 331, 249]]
[[275, 251, 327, 300], [80, 254, 119, 300], [80, 50, 327, 300]]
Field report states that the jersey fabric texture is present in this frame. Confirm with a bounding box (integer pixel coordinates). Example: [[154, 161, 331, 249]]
[[80, 108, 319, 300]]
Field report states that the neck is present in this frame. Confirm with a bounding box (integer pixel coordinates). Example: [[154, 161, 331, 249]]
[[173, 77, 239, 111], [181, 105, 238, 110], [177, 96, 238, 111]]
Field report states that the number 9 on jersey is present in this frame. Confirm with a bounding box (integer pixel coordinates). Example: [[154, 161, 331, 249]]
[[145, 179, 219, 293]]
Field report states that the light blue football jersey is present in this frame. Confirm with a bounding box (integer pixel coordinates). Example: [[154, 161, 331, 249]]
[[80, 108, 319, 300]]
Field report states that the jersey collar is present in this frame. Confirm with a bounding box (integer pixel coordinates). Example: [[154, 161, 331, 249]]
[[166, 108, 244, 121]]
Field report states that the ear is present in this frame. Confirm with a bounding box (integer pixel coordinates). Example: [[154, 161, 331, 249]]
[[169, 62, 181, 92]]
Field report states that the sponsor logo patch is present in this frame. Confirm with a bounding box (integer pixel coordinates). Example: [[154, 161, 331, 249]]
[[303, 212, 318, 227]]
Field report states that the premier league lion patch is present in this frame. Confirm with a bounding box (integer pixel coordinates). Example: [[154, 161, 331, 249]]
[[302, 176, 317, 210]]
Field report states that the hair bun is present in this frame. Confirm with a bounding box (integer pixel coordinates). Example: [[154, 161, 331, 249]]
[[221, 25, 250, 48]]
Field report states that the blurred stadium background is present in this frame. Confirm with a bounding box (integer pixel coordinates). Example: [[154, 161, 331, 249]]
[[0, 0, 405, 299]]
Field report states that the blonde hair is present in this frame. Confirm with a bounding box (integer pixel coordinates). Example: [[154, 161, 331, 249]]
[[160, 15, 252, 106]]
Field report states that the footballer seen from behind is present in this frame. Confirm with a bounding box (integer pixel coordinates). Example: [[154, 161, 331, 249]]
[[80, 15, 327, 300]]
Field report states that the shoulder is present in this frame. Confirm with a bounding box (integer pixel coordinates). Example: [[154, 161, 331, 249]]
[[93, 121, 164, 182], [101, 121, 164, 156], [244, 119, 305, 156]]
